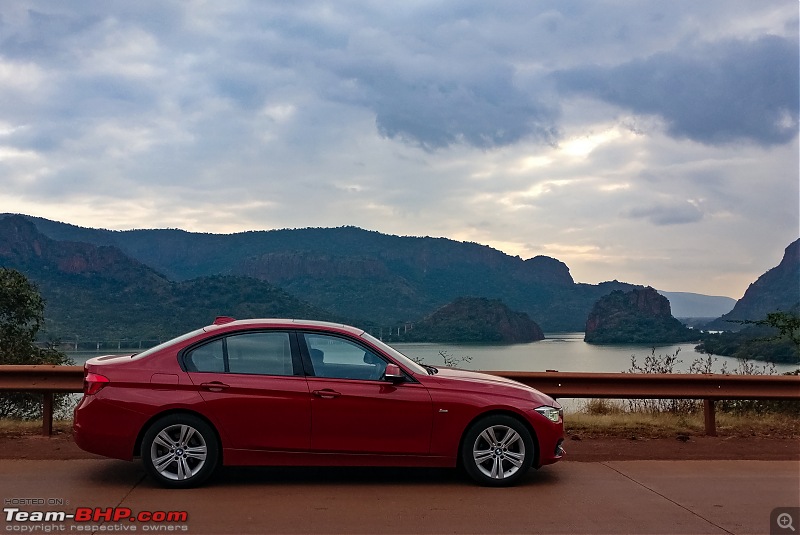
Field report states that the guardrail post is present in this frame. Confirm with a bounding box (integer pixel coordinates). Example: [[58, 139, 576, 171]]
[[703, 399, 716, 437], [42, 392, 54, 436]]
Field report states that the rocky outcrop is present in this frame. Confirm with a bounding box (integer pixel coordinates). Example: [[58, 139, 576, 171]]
[[585, 287, 696, 344], [706, 239, 800, 330], [401, 297, 545, 343], [0, 215, 166, 287]]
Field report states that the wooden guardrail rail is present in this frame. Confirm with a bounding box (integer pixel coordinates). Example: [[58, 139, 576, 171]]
[[1, 365, 798, 436]]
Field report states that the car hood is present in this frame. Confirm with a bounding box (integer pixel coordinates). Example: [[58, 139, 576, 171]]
[[426, 367, 559, 407]]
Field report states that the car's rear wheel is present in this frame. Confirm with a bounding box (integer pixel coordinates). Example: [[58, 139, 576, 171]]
[[461, 415, 534, 487], [141, 414, 219, 488]]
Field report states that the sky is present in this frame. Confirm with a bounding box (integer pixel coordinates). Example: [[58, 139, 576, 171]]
[[0, 1, 798, 299]]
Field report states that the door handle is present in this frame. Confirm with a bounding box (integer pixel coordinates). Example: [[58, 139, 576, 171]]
[[200, 381, 230, 392], [312, 389, 341, 399]]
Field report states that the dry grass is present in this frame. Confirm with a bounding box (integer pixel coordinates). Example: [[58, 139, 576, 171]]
[[565, 399, 800, 439], [0, 419, 73, 436]]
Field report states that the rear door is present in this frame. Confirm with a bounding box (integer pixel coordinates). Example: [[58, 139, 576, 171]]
[[184, 330, 311, 452], [300, 332, 433, 455]]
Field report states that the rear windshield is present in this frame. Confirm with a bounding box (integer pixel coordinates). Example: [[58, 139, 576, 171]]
[[130, 328, 206, 360]]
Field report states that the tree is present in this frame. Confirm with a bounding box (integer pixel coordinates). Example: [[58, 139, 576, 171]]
[[0, 268, 72, 418], [755, 311, 800, 350], [732, 311, 800, 353]]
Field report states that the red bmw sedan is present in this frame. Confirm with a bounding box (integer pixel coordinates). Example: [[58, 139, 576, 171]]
[[74, 318, 564, 488]]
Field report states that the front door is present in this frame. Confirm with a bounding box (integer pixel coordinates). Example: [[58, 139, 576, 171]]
[[301, 332, 433, 455]]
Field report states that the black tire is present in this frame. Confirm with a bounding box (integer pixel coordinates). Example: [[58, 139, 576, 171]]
[[460, 414, 534, 487], [141, 414, 219, 489]]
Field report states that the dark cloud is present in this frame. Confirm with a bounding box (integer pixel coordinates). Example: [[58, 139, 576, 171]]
[[0, 10, 99, 63], [554, 36, 799, 146], [624, 200, 704, 226], [329, 62, 559, 150]]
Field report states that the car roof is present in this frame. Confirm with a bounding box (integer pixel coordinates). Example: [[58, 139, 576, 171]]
[[203, 318, 366, 337]]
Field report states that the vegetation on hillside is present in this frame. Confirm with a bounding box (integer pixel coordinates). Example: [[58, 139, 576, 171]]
[[697, 310, 800, 364]]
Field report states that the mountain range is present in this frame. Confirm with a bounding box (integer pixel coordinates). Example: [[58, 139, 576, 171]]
[[1, 214, 633, 334], [657, 291, 736, 319], [0, 213, 793, 341]]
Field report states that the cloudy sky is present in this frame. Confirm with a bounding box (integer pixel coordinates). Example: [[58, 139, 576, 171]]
[[1, 1, 797, 299]]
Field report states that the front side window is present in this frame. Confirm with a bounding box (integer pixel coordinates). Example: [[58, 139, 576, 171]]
[[304, 333, 387, 381]]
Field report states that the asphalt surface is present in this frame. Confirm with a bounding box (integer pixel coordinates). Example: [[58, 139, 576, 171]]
[[2, 459, 799, 535]]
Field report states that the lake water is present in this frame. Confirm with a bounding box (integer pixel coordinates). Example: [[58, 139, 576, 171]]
[[67, 332, 799, 375], [394, 333, 799, 374]]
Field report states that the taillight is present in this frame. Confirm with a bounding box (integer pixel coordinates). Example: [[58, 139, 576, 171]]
[[84, 372, 110, 395]]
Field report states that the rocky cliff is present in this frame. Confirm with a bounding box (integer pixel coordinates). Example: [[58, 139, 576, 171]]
[[585, 287, 696, 344], [0, 215, 167, 289], [706, 239, 800, 330]]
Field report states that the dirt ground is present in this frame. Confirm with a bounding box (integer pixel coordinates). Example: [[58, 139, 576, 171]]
[[1, 428, 797, 462]]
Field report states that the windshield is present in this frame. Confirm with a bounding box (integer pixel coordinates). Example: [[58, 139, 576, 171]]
[[360, 332, 428, 375], [130, 328, 206, 360]]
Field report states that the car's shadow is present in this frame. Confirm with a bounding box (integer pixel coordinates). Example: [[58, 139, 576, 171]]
[[213, 465, 463, 487], [209, 464, 559, 488], [86, 460, 558, 489]]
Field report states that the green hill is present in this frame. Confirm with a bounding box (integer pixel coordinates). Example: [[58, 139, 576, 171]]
[[394, 297, 545, 343], [585, 287, 697, 344]]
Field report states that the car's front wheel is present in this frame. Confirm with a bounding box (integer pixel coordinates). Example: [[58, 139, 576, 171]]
[[141, 414, 219, 488], [461, 415, 534, 487]]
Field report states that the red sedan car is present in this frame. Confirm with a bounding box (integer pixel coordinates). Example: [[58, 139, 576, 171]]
[[74, 318, 564, 488]]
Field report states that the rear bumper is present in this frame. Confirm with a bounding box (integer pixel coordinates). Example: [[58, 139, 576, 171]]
[[73, 395, 146, 461]]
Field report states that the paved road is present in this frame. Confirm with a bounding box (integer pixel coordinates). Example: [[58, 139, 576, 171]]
[[1, 460, 798, 534]]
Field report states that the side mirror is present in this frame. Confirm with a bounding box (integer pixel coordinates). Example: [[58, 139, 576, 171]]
[[384, 363, 405, 383]]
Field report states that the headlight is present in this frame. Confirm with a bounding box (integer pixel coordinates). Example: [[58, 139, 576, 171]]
[[535, 406, 562, 423]]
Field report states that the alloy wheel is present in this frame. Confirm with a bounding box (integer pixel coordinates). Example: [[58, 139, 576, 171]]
[[472, 424, 526, 480]]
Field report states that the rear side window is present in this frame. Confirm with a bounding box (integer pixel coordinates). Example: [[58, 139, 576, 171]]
[[186, 339, 224, 372], [227, 332, 293, 376], [184, 332, 294, 376]]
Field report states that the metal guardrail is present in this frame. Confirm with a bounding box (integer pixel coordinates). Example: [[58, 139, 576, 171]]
[[485, 370, 800, 437], [486, 370, 800, 399], [0, 365, 84, 436], [1, 365, 798, 436]]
